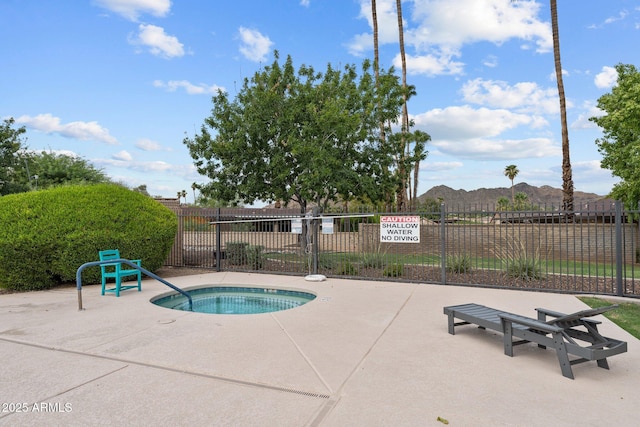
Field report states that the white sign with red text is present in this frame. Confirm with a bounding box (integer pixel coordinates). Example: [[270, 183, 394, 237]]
[[380, 216, 420, 243]]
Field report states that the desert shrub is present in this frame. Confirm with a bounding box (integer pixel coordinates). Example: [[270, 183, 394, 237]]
[[494, 234, 545, 281], [336, 261, 358, 276], [0, 184, 177, 291], [505, 254, 545, 281], [246, 245, 265, 269], [383, 263, 403, 277], [446, 253, 472, 273], [360, 252, 387, 269], [317, 253, 335, 270], [226, 242, 249, 265]]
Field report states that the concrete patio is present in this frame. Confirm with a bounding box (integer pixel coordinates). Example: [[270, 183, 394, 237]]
[[1, 272, 638, 426]]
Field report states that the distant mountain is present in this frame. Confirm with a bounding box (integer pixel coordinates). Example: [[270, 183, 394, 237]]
[[418, 183, 608, 208]]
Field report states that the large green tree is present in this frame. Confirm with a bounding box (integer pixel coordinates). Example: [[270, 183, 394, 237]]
[[590, 63, 640, 208], [184, 52, 428, 214], [25, 151, 110, 189], [0, 118, 29, 195]]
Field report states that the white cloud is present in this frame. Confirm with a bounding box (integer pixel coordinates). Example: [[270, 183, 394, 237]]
[[461, 78, 558, 115], [113, 150, 133, 161], [238, 27, 273, 62], [350, 0, 551, 74], [422, 161, 464, 171], [571, 102, 604, 130], [589, 10, 629, 29], [414, 105, 539, 139], [347, 0, 399, 55], [431, 137, 558, 160], [135, 138, 169, 151], [300, 0, 310, 7], [594, 66, 618, 89], [97, 158, 175, 172], [93, 0, 171, 21], [412, 105, 560, 160], [130, 24, 185, 58], [15, 113, 118, 145], [483, 55, 498, 68], [153, 79, 225, 95], [408, 0, 551, 52], [394, 52, 465, 76]]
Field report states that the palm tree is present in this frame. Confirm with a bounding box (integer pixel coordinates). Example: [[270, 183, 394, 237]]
[[181, 189, 187, 205], [395, 0, 409, 211], [514, 191, 529, 211], [191, 182, 198, 205], [550, 0, 573, 212], [504, 164, 519, 204], [497, 196, 511, 211]]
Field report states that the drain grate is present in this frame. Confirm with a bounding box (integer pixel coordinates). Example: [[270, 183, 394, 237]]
[[274, 387, 330, 399]]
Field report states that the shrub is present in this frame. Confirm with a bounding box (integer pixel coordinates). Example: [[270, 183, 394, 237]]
[[336, 261, 358, 276], [383, 263, 403, 277], [0, 184, 177, 291], [494, 235, 545, 281], [226, 242, 249, 265], [246, 245, 265, 270], [446, 253, 472, 273], [317, 253, 335, 270], [360, 251, 387, 269]]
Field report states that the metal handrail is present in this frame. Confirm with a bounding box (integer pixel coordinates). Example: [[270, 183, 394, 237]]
[[76, 259, 193, 311]]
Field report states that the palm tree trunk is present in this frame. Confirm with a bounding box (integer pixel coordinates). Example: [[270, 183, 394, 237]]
[[550, 0, 574, 212], [372, 0, 392, 210], [395, 0, 408, 211]]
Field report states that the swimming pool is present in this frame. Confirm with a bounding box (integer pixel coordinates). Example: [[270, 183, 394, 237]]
[[151, 286, 316, 314]]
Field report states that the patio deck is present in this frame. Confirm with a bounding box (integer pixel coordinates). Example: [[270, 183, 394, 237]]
[[1, 272, 638, 426]]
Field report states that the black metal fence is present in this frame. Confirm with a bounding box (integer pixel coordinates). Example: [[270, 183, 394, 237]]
[[163, 202, 640, 298]]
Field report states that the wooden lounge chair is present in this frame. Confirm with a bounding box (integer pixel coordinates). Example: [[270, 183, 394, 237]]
[[443, 303, 628, 379]]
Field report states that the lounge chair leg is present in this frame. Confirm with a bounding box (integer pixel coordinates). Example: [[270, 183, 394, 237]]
[[502, 319, 514, 357], [447, 312, 455, 335], [597, 358, 610, 370], [551, 332, 574, 379]]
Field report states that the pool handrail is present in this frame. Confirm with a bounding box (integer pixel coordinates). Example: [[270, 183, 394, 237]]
[[76, 259, 193, 311]]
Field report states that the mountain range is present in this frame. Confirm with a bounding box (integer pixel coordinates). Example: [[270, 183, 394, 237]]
[[418, 183, 608, 208]]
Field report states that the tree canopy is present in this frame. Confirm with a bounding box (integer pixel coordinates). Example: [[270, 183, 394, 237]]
[[184, 52, 429, 213], [0, 117, 110, 195], [590, 63, 640, 207], [0, 118, 29, 195]]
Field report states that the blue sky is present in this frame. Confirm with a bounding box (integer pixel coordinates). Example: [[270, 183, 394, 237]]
[[2, 0, 639, 204]]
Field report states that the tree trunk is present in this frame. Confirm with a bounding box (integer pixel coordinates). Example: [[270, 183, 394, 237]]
[[395, 0, 409, 211], [550, 0, 574, 212], [372, 0, 392, 210]]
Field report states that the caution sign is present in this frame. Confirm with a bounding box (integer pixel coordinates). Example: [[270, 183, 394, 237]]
[[380, 216, 420, 243]]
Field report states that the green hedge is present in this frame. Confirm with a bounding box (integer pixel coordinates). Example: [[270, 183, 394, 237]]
[[0, 184, 177, 291]]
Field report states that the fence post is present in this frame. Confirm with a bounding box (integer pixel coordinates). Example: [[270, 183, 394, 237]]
[[440, 203, 446, 285], [615, 200, 623, 296], [215, 208, 221, 272], [312, 207, 319, 275]]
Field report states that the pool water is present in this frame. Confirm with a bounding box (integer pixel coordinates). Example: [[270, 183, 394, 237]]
[[151, 286, 316, 314]]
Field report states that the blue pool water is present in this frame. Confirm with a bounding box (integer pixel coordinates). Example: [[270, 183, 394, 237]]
[[151, 286, 316, 314]]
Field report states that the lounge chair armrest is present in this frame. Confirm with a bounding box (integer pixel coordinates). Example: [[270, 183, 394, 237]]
[[536, 307, 603, 325], [498, 313, 563, 333], [535, 307, 566, 318]]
